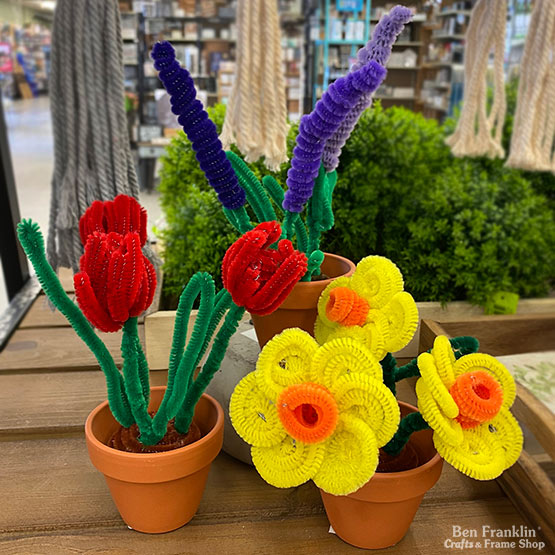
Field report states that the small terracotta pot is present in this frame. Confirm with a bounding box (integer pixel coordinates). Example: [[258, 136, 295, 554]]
[[85, 387, 224, 534], [250, 252, 356, 347], [320, 402, 443, 550]]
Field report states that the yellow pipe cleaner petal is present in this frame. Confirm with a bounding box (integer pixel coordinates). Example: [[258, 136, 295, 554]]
[[314, 316, 337, 345], [417, 352, 459, 418], [433, 425, 507, 480], [333, 372, 400, 446], [316, 276, 352, 327], [313, 414, 379, 496], [453, 353, 516, 408], [382, 291, 419, 353], [416, 378, 464, 445], [311, 336, 382, 388], [431, 335, 456, 389], [350, 255, 404, 310], [229, 371, 287, 448], [256, 328, 319, 399], [322, 323, 387, 361], [251, 435, 326, 489], [485, 407, 523, 470]]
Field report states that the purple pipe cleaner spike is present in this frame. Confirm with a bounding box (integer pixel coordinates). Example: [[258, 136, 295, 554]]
[[151, 41, 245, 210], [283, 61, 386, 213], [322, 5, 413, 172]]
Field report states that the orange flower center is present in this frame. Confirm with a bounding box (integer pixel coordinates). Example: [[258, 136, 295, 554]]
[[276, 383, 338, 443], [449, 371, 503, 429], [326, 287, 369, 327]]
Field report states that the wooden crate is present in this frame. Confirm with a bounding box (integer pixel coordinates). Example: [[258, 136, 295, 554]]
[[419, 314, 555, 550]]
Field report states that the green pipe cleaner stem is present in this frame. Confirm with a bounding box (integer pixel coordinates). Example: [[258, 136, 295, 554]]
[[306, 166, 335, 277], [262, 175, 309, 254], [261, 175, 285, 215], [16, 220, 133, 427], [134, 333, 151, 405], [282, 210, 299, 241], [380, 353, 397, 395], [189, 288, 233, 390], [226, 151, 276, 223], [176, 303, 245, 433], [153, 272, 215, 436], [382, 412, 430, 457], [121, 317, 159, 444], [223, 206, 253, 234], [393, 336, 480, 382], [301, 250, 325, 281]]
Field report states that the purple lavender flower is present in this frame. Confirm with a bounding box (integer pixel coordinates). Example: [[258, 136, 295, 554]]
[[283, 61, 386, 213], [322, 5, 413, 172], [151, 42, 245, 210]]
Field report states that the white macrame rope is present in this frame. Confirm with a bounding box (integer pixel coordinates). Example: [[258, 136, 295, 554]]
[[446, 0, 507, 158], [220, 0, 288, 171], [506, 0, 555, 172], [47, 0, 147, 272]]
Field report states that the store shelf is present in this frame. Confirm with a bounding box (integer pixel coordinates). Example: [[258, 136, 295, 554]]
[[438, 10, 472, 18], [394, 41, 423, 47], [432, 34, 466, 41]]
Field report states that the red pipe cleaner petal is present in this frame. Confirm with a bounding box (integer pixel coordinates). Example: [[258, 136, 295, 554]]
[[74, 271, 122, 332]]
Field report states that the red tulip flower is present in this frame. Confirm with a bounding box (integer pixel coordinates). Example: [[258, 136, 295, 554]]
[[222, 221, 308, 315], [79, 194, 147, 247], [74, 231, 156, 332]]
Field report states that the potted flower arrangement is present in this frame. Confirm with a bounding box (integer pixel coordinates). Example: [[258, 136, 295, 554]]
[[151, 5, 414, 346], [16, 195, 307, 534], [229, 256, 524, 549]]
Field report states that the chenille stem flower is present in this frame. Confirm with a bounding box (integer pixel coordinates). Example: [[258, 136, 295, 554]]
[[283, 61, 387, 213], [151, 41, 246, 211], [322, 5, 413, 172], [416, 335, 523, 480], [230, 329, 400, 495], [314, 255, 418, 360], [222, 221, 308, 315]]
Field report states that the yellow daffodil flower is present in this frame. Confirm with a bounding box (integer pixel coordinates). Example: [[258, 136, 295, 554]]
[[416, 335, 523, 480], [229, 328, 400, 495], [314, 256, 418, 360]]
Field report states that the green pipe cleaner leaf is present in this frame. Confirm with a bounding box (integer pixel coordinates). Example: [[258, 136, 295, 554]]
[[16, 219, 133, 427]]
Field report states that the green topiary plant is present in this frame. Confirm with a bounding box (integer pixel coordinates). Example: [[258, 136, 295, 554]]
[[158, 104, 299, 303], [400, 160, 555, 304], [326, 102, 555, 304], [325, 103, 452, 263]]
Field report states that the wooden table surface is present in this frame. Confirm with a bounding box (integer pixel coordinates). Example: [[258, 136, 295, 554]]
[[0, 295, 544, 554]]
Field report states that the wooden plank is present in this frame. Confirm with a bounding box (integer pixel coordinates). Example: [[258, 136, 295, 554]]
[[432, 314, 555, 357], [19, 295, 145, 330], [144, 309, 181, 371], [0, 325, 144, 373], [512, 383, 555, 462], [57, 266, 75, 293], [498, 451, 555, 551], [0, 437, 509, 537], [0, 499, 542, 555], [19, 295, 73, 329], [395, 299, 555, 359], [0, 370, 168, 439], [145, 311, 250, 371]]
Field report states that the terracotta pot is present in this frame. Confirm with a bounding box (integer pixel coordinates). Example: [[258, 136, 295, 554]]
[[85, 387, 224, 533], [250, 252, 356, 347], [320, 402, 443, 549]]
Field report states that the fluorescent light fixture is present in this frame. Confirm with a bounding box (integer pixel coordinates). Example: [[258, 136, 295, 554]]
[[40, 1, 56, 10]]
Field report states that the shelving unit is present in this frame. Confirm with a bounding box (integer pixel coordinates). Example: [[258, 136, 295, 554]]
[[308, 1, 431, 114], [420, 0, 474, 120]]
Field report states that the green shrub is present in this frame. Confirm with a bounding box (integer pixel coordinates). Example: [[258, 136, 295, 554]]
[[400, 161, 555, 304], [325, 103, 555, 304], [158, 104, 298, 303], [325, 103, 452, 261]]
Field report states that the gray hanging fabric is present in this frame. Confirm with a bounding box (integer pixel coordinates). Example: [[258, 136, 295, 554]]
[[47, 0, 160, 282]]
